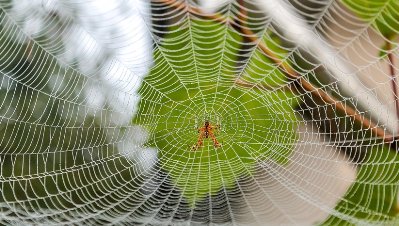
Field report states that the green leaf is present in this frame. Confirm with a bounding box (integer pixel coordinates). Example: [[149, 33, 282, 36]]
[[341, 0, 399, 38], [322, 144, 399, 225], [240, 32, 289, 88], [133, 19, 298, 205], [379, 41, 396, 59], [379, 42, 390, 58]]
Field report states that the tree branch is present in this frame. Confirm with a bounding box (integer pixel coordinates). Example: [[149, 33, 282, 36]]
[[386, 40, 399, 132]]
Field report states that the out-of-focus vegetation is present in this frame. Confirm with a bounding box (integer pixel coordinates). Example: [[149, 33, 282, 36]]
[[133, 19, 299, 205], [342, 0, 399, 39], [2, 0, 399, 225], [0, 2, 142, 223], [323, 144, 399, 225]]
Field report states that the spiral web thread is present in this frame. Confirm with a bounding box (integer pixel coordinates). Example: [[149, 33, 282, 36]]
[[0, 0, 399, 225]]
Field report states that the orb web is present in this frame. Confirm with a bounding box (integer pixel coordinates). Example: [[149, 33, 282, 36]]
[[0, 0, 399, 225]]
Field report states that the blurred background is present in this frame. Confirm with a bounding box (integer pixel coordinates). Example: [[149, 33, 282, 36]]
[[0, 0, 398, 225]]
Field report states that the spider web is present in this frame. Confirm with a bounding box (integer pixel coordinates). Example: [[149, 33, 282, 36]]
[[0, 0, 399, 225]]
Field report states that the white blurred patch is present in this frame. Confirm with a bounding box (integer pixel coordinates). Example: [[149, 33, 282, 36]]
[[119, 125, 157, 173], [237, 122, 356, 225], [10, 0, 156, 164], [84, 83, 106, 113], [197, 0, 232, 13], [69, 0, 152, 126]]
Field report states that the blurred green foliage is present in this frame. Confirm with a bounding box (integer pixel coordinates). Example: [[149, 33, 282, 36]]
[[342, 0, 399, 39], [3, 0, 398, 224], [322, 144, 399, 225], [133, 19, 298, 205]]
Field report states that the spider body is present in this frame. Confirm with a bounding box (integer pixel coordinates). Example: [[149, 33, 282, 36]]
[[192, 120, 221, 151]]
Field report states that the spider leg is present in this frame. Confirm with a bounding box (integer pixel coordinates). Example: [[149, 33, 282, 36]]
[[192, 131, 204, 151], [209, 131, 221, 148]]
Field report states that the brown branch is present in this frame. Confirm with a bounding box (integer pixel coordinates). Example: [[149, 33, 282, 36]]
[[237, 0, 247, 26], [386, 40, 399, 131], [155, 0, 395, 144]]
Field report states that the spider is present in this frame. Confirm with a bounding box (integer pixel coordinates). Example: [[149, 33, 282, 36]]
[[191, 120, 221, 151]]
